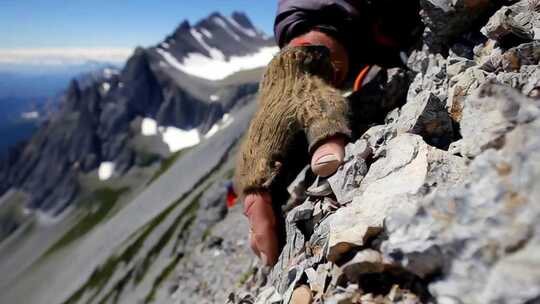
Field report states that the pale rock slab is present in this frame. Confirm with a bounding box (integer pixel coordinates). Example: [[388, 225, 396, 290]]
[[482, 0, 540, 42], [327, 135, 429, 262], [381, 118, 540, 303], [460, 81, 540, 157]]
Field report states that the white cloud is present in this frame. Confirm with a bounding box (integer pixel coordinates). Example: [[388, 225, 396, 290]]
[[0, 48, 134, 65]]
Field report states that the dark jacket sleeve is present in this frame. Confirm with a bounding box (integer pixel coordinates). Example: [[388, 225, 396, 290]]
[[274, 0, 362, 48], [274, 0, 423, 68]]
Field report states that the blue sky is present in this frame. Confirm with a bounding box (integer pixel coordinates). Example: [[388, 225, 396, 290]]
[[0, 0, 277, 49]]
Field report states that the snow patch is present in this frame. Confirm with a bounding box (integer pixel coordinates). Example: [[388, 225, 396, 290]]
[[160, 46, 278, 80], [21, 111, 39, 120], [204, 124, 220, 138], [210, 94, 220, 101], [190, 28, 225, 60], [221, 113, 234, 128], [141, 117, 199, 152], [156, 49, 186, 71], [161, 42, 170, 49], [98, 162, 115, 181], [204, 113, 235, 139], [226, 17, 257, 37], [102, 82, 111, 93], [141, 118, 158, 136], [200, 28, 213, 38], [213, 17, 241, 41], [162, 127, 200, 153], [36, 210, 65, 225]]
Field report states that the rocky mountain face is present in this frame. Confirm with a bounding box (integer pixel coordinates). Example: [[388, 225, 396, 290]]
[[220, 1, 539, 303], [161, 11, 272, 61], [0, 12, 275, 216], [1, 3, 538, 304]]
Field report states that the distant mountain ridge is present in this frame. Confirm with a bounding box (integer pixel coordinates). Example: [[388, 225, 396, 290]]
[[152, 11, 275, 80], [0, 11, 276, 215]]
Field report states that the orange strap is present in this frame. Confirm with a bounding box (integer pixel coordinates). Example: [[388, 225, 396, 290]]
[[353, 65, 372, 92]]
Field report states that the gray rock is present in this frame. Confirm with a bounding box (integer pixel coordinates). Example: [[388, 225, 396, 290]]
[[460, 81, 540, 157], [187, 180, 229, 245], [447, 66, 488, 122], [483, 243, 540, 304], [397, 54, 454, 148], [327, 134, 463, 263], [495, 64, 540, 95], [382, 117, 540, 303], [327, 139, 371, 205], [254, 286, 282, 304], [227, 6, 540, 304], [520, 65, 540, 97], [482, 0, 540, 42], [420, 0, 495, 51], [501, 41, 540, 71], [340, 249, 384, 283], [348, 67, 414, 137]]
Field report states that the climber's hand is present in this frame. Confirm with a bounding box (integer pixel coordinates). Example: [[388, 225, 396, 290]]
[[243, 192, 279, 266]]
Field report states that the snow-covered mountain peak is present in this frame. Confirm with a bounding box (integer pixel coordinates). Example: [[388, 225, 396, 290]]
[[154, 12, 277, 80]]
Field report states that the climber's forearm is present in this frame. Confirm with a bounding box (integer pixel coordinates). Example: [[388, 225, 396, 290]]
[[235, 44, 351, 195], [296, 75, 351, 154], [235, 104, 298, 195], [288, 30, 352, 153]]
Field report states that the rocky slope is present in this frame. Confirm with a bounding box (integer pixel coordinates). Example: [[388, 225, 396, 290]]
[[226, 1, 540, 303], [1, 2, 538, 304], [0, 11, 275, 217], [0, 98, 260, 304], [0, 11, 277, 304]]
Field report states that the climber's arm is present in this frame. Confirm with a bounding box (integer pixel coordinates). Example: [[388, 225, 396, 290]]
[[234, 1, 358, 267]]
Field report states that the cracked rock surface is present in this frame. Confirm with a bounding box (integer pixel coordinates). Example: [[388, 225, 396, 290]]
[[230, 1, 540, 303]]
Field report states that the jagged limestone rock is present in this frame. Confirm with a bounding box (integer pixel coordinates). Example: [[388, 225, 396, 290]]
[[339, 249, 385, 283], [447, 66, 487, 122], [459, 81, 540, 157], [446, 54, 476, 79], [495, 64, 540, 94], [501, 40, 540, 71], [520, 64, 540, 97], [327, 136, 425, 262], [232, 3, 540, 302], [348, 67, 414, 137], [397, 53, 454, 148], [327, 139, 370, 205], [255, 287, 283, 304], [327, 134, 466, 263], [381, 117, 540, 303], [420, 0, 493, 51], [482, 0, 540, 42], [483, 243, 540, 303]]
